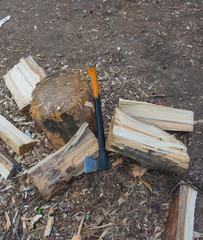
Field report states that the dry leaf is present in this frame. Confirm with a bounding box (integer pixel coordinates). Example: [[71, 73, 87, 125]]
[[139, 178, 152, 192], [112, 158, 123, 167]]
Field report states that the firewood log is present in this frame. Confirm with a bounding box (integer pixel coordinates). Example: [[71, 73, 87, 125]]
[[27, 123, 99, 200], [3, 56, 46, 112], [119, 98, 194, 132], [162, 184, 197, 240], [106, 108, 190, 174], [0, 115, 36, 155]]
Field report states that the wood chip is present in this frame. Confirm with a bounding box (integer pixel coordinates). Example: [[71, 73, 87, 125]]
[[112, 158, 123, 167], [132, 164, 147, 177], [22, 214, 42, 230], [44, 216, 54, 237], [48, 208, 55, 215], [4, 211, 11, 230], [84, 101, 93, 108], [139, 178, 152, 192]]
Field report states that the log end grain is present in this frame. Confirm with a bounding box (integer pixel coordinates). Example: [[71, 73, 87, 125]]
[[31, 70, 96, 149]]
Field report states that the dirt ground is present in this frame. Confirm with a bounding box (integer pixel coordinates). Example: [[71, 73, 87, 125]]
[[0, 0, 202, 239]]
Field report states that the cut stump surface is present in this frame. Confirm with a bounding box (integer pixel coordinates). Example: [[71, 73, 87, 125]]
[[31, 69, 96, 149]]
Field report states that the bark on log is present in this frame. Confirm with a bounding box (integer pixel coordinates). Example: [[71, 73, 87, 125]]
[[31, 69, 96, 149], [27, 123, 99, 201], [0, 115, 36, 155], [3, 56, 46, 112], [106, 108, 190, 174], [0, 145, 21, 179], [119, 98, 194, 132], [162, 184, 197, 240]]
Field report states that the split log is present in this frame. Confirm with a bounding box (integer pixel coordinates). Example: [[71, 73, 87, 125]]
[[3, 56, 46, 112], [0, 145, 21, 179], [162, 184, 197, 240], [106, 108, 190, 174], [27, 123, 99, 201], [119, 98, 194, 132], [31, 69, 96, 149], [0, 115, 36, 155]]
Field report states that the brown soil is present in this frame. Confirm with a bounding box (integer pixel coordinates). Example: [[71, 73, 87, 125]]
[[0, 0, 202, 239]]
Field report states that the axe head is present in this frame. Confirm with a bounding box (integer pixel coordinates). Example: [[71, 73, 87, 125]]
[[84, 154, 110, 173]]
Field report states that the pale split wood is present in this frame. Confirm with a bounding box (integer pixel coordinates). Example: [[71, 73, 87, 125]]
[[44, 217, 54, 237], [27, 123, 99, 200], [27, 122, 89, 174], [0, 115, 36, 155], [162, 184, 197, 240], [23, 56, 46, 80], [119, 98, 194, 132], [177, 185, 197, 240], [0, 151, 13, 179], [3, 74, 28, 110], [106, 108, 190, 173], [0, 146, 21, 179], [3, 56, 46, 111]]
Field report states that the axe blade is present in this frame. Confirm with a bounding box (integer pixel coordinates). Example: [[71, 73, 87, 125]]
[[84, 156, 97, 173]]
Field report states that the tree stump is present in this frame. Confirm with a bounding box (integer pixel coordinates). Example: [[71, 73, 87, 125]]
[[31, 70, 96, 149]]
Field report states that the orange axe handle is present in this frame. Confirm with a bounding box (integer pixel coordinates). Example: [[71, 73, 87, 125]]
[[87, 65, 99, 98]]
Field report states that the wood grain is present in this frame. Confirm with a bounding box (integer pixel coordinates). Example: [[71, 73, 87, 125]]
[[106, 108, 190, 173], [28, 123, 99, 200], [119, 98, 194, 132], [0, 115, 36, 155]]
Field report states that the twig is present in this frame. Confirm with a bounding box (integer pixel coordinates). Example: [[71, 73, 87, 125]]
[[15, 196, 35, 211], [88, 223, 113, 230], [77, 215, 85, 235], [84, 232, 101, 238], [72, 215, 85, 240], [13, 212, 21, 238], [20, 186, 36, 193]]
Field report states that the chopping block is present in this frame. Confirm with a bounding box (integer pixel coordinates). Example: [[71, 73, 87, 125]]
[[31, 69, 96, 149]]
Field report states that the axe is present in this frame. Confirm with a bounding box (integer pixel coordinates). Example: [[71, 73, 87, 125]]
[[84, 65, 110, 173]]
